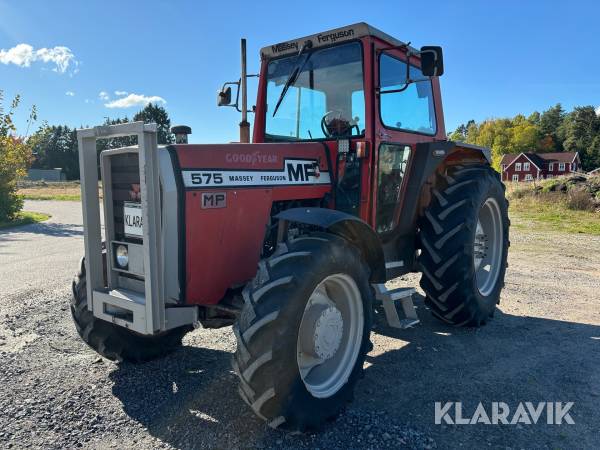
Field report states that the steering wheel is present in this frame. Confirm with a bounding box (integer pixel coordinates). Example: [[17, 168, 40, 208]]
[[322, 110, 361, 138]]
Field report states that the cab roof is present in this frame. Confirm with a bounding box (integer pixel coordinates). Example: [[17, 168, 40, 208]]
[[260, 22, 418, 59]]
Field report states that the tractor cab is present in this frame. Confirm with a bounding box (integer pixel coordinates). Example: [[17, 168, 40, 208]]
[[218, 23, 445, 237]]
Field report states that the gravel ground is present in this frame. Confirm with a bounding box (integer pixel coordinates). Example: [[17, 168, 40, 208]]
[[0, 200, 598, 449]]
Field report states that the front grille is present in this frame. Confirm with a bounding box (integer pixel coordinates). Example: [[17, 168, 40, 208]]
[[109, 153, 140, 242]]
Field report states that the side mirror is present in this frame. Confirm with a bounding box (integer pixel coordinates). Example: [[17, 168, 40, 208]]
[[217, 86, 232, 106], [420, 46, 444, 77]]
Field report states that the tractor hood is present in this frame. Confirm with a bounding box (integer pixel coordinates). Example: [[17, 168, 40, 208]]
[[170, 142, 332, 305]]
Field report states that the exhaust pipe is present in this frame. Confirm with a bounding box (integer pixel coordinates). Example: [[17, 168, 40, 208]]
[[239, 38, 250, 143]]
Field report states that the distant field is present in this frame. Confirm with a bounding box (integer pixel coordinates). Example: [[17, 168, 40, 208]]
[[17, 181, 100, 201]]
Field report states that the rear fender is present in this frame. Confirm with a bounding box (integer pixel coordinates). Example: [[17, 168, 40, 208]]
[[415, 141, 491, 215], [383, 141, 491, 273], [275, 208, 386, 283]]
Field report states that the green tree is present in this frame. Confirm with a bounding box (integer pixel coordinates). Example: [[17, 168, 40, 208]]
[[561, 106, 600, 170], [448, 120, 475, 141], [510, 115, 539, 154], [0, 92, 34, 221], [587, 135, 600, 170], [527, 111, 541, 126], [29, 125, 79, 179], [539, 103, 565, 151], [468, 119, 512, 169], [133, 103, 174, 144]]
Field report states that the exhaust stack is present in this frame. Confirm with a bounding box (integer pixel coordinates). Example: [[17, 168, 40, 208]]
[[239, 38, 250, 143]]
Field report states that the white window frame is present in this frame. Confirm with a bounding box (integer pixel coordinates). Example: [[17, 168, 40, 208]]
[[523, 162, 530, 171], [524, 174, 533, 181], [549, 163, 554, 171], [512, 174, 519, 182], [559, 162, 565, 171], [515, 162, 522, 171]]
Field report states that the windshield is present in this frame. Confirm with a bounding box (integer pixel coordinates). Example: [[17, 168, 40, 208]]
[[265, 42, 364, 141]]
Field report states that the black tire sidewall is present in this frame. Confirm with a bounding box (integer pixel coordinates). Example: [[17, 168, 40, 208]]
[[252, 236, 373, 428], [468, 175, 510, 315], [418, 165, 510, 326]]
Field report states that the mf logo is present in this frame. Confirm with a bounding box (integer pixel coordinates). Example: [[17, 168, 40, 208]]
[[201, 192, 226, 209], [287, 161, 319, 182]]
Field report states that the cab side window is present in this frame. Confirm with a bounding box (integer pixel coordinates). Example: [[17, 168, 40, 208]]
[[379, 54, 436, 135]]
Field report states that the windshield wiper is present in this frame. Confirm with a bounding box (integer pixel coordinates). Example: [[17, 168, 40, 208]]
[[272, 41, 313, 117]]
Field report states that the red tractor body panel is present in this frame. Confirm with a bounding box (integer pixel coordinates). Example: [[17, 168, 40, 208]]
[[175, 143, 332, 304]]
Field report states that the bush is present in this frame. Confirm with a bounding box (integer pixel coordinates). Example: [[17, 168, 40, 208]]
[[0, 93, 34, 222], [566, 189, 595, 211], [509, 188, 531, 199]]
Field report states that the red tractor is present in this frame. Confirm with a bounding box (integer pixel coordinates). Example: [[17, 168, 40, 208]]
[[72, 23, 509, 431]]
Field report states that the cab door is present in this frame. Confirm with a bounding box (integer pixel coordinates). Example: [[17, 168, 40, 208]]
[[371, 41, 443, 271]]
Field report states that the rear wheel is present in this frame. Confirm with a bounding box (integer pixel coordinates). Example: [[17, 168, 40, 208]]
[[418, 164, 509, 326], [71, 258, 190, 362], [232, 233, 373, 431]]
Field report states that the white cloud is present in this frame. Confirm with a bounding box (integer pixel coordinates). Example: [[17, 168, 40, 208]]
[[104, 93, 166, 109], [596, 106, 600, 116], [0, 43, 78, 74], [114, 90, 128, 96], [0, 44, 34, 66], [65, 91, 75, 97], [98, 91, 110, 101]]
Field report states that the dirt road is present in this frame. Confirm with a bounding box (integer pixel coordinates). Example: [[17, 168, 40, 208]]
[[0, 200, 598, 449]]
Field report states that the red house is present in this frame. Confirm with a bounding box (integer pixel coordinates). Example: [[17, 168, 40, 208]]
[[500, 152, 581, 182]]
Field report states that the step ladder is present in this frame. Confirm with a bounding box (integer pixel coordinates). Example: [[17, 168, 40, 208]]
[[373, 284, 420, 329]]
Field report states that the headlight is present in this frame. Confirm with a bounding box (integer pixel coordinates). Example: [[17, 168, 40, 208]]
[[115, 245, 129, 268]]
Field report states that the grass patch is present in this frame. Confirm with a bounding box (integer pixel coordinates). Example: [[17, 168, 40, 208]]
[[509, 196, 600, 235], [0, 211, 51, 229], [21, 192, 81, 201], [507, 176, 600, 235]]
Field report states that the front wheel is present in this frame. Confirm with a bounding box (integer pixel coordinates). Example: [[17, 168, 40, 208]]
[[232, 233, 373, 431], [418, 164, 509, 326]]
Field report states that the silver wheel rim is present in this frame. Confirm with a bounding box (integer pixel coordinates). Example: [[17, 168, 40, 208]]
[[296, 273, 364, 398], [474, 197, 503, 296]]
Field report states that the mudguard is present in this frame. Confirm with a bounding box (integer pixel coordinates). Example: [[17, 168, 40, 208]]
[[381, 140, 491, 275], [276, 207, 386, 283]]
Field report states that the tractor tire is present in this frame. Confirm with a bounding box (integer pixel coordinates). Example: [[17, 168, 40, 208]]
[[232, 233, 373, 431], [418, 164, 509, 327], [71, 258, 190, 363]]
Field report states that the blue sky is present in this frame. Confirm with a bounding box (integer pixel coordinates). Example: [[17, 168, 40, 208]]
[[1, 0, 599, 143]]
